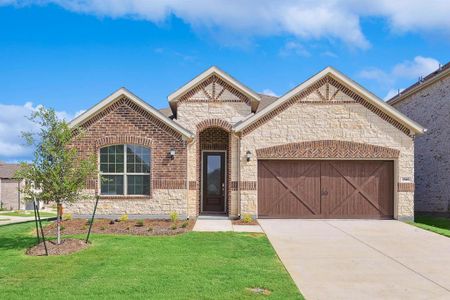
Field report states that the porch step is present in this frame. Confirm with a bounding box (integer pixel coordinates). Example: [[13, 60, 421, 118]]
[[197, 215, 230, 220]]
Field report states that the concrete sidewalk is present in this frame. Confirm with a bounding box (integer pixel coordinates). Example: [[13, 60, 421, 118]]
[[259, 219, 450, 300], [0, 214, 55, 226]]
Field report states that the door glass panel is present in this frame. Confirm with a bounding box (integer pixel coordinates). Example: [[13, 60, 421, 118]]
[[207, 155, 221, 196]]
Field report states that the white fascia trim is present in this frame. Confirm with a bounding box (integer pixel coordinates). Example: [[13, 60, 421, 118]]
[[168, 66, 261, 103], [234, 66, 425, 135], [69, 87, 194, 139]]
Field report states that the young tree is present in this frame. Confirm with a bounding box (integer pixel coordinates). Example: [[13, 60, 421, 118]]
[[16, 107, 96, 244]]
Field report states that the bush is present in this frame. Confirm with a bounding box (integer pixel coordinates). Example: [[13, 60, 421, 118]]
[[119, 214, 128, 222], [85, 218, 93, 225], [63, 213, 72, 221], [100, 226, 106, 230], [60, 225, 65, 231], [181, 221, 189, 228], [135, 220, 144, 227], [242, 213, 253, 224], [171, 224, 177, 230], [170, 212, 178, 223], [147, 227, 153, 232]]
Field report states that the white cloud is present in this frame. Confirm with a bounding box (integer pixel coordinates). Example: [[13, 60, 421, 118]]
[[3, 1, 449, 49], [392, 56, 440, 80], [261, 89, 279, 97], [280, 41, 311, 57], [359, 55, 440, 100], [0, 102, 80, 160], [384, 88, 404, 101]]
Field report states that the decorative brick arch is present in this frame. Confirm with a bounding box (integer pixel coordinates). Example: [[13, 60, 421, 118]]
[[256, 140, 400, 159], [196, 118, 232, 133], [95, 135, 154, 150]]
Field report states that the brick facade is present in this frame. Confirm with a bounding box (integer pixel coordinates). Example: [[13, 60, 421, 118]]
[[67, 96, 188, 217], [391, 73, 450, 212]]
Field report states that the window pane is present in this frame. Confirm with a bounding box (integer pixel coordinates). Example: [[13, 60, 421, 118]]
[[127, 145, 151, 174], [100, 175, 124, 195], [127, 175, 150, 195]]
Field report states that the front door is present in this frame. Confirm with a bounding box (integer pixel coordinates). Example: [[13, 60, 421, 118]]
[[202, 152, 226, 213]]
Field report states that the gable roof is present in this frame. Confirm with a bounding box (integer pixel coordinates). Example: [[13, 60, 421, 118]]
[[257, 93, 278, 112], [69, 88, 194, 139], [387, 61, 450, 106], [168, 66, 261, 113], [234, 66, 426, 135], [0, 163, 20, 179]]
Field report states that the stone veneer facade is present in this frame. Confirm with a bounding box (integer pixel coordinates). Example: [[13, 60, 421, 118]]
[[67, 69, 418, 221], [391, 74, 450, 213]]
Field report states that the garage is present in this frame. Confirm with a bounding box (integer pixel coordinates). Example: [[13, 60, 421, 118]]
[[257, 160, 394, 219]]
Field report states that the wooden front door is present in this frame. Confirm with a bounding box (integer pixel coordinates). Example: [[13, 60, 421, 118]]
[[258, 160, 394, 219], [202, 152, 226, 213]]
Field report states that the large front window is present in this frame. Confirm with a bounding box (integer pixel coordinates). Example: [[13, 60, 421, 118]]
[[100, 144, 151, 195]]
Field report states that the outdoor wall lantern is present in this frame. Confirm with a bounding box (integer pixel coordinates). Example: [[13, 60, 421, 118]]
[[246, 150, 252, 162], [169, 148, 176, 160]]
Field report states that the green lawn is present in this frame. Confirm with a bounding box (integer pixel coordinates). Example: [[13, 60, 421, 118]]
[[0, 210, 56, 218], [411, 215, 450, 237], [0, 222, 302, 299]]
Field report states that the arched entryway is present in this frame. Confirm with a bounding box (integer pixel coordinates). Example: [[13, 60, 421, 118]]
[[198, 126, 230, 215]]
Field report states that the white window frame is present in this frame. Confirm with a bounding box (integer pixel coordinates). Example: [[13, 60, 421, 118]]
[[99, 144, 151, 196]]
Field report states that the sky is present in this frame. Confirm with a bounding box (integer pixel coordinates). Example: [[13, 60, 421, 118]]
[[0, 0, 449, 162]]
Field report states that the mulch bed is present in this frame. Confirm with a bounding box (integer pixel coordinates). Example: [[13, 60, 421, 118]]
[[43, 218, 196, 237], [26, 238, 89, 256], [232, 219, 259, 226]]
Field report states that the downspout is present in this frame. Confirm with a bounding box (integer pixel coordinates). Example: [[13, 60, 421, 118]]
[[237, 134, 241, 218]]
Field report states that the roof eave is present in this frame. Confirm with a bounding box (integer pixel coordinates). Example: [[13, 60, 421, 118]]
[[69, 88, 194, 140], [167, 66, 261, 113], [234, 66, 426, 135]]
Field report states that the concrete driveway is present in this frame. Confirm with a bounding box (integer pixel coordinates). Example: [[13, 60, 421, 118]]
[[259, 219, 450, 300]]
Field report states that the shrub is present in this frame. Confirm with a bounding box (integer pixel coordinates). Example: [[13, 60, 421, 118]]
[[109, 220, 115, 225], [170, 212, 178, 223], [85, 218, 93, 225], [242, 213, 253, 224], [100, 226, 106, 230], [119, 214, 128, 222], [181, 221, 189, 228], [63, 213, 72, 221], [171, 224, 177, 230], [126, 226, 130, 230], [60, 225, 65, 231], [81, 225, 87, 230], [147, 227, 153, 232], [136, 220, 144, 227]]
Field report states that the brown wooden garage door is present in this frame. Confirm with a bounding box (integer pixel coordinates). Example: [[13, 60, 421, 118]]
[[258, 160, 394, 219]]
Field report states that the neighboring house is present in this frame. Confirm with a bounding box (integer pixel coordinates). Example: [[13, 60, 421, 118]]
[[0, 163, 24, 210], [388, 62, 450, 213], [67, 66, 424, 221]]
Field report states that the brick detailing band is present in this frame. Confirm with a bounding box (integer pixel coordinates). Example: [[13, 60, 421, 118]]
[[178, 75, 252, 106], [398, 182, 415, 192], [196, 118, 233, 133], [231, 181, 257, 191], [256, 140, 400, 159], [242, 75, 411, 136], [95, 135, 153, 149], [152, 179, 186, 189]]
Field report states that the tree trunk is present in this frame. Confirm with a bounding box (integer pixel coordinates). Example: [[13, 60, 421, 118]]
[[56, 202, 62, 245]]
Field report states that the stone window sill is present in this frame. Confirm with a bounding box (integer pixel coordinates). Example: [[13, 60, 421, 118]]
[[99, 195, 152, 200]]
